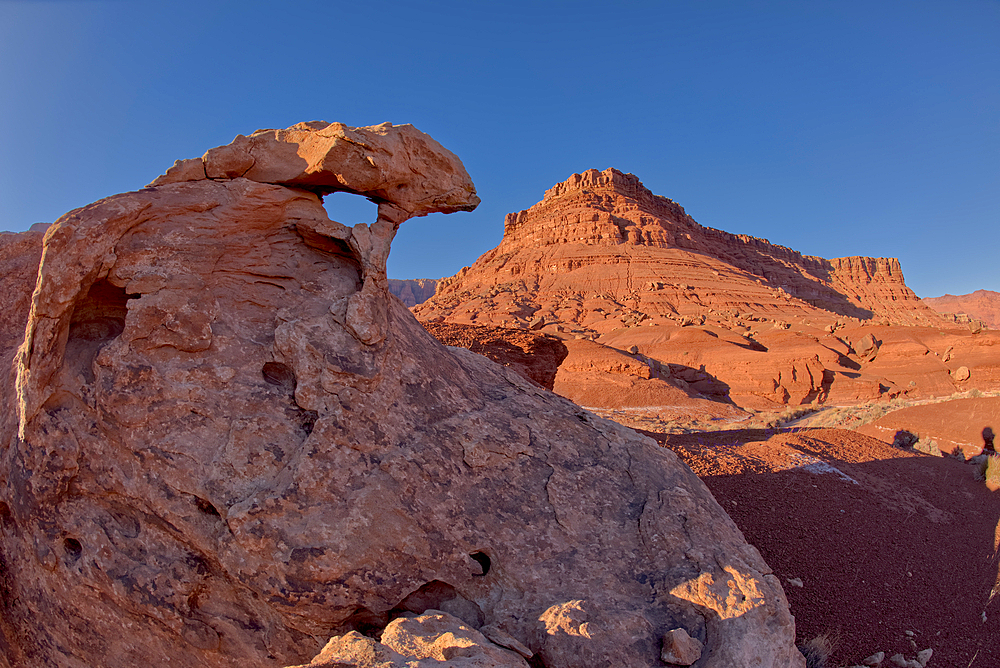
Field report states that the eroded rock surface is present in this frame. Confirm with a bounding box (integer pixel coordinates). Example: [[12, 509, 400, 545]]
[[0, 125, 801, 667]]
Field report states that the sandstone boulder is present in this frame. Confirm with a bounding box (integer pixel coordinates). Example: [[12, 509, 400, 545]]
[[0, 124, 801, 667], [287, 611, 528, 667], [853, 332, 880, 362]]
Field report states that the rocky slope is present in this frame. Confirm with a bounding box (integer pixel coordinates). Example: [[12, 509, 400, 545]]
[[0, 126, 802, 667], [415, 169, 1000, 411], [923, 289, 999, 330], [652, 423, 1000, 667]]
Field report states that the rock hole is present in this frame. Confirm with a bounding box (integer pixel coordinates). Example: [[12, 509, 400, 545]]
[[470, 551, 491, 576], [63, 537, 82, 563], [341, 606, 388, 638], [0, 502, 13, 527], [322, 191, 378, 225], [195, 497, 221, 518], [390, 580, 484, 628], [66, 279, 139, 383], [297, 409, 318, 436], [262, 362, 296, 392], [68, 280, 137, 341]]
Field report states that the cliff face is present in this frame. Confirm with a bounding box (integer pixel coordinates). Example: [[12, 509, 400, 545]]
[[388, 278, 438, 307]]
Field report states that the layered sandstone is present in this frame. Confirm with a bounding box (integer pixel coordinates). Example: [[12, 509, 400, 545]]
[[0, 127, 802, 667], [415, 169, 997, 410]]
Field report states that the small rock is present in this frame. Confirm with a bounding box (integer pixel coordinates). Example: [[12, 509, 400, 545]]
[[904, 630, 914, 637], [481, 624, 533, 659], [863, 651, 885, 665], [953, 366, 971, 381], [661, 628, 703, 666], [786, 577, 804, 588], [916, 648, 932, 667], [890, 654, 908, 667], [628, 345, 639, 354]]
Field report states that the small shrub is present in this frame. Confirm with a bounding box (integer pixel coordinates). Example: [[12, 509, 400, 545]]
[[973, 455, 1000, 483], [986, 455, 1000, 485], [892, 430, 919, 449], [970, 388, 983, 398], [797, 632, 837, 668], [914, 438, 943, 457], [948, 445, 967, 461]]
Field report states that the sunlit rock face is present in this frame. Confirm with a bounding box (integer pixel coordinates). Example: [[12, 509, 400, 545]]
[[0, 124, 801, 668]]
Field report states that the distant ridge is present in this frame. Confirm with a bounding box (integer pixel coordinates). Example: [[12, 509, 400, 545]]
[[923, 289, 999, 330], [388, 278, 438, 307]]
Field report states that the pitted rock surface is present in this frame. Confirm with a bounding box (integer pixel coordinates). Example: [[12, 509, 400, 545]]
[[0, 126, 801, 667]]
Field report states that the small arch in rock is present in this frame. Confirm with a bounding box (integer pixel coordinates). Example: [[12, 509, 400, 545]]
[[322, 191, 379, 225]]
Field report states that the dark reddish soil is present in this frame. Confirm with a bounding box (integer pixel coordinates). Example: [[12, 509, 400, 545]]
[[422, 321, 568, 390], [644, 427, 1000, 667]]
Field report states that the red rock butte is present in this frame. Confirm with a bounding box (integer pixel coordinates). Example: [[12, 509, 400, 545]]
[[415, 168, 999, 412]]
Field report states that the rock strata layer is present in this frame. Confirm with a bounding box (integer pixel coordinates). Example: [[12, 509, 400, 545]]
[[0, 127, 802, 667]]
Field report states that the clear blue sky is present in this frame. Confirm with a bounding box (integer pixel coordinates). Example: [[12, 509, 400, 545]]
[[2, 1, 997, 298]]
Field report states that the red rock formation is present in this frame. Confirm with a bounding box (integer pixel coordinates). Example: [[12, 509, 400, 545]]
[[421, 321, 567, 390], [415, 169, 997, 410], [923, 289, 1000, 330], [0, 129, 803, 668], [388, 278, 438, 307], [421, 168, 933, 328]]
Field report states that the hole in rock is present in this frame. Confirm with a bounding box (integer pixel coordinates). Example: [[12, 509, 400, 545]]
[[390, 580, 484, 628], [0, 502, 13, 527], [262, 362, 296, 392], [322, 191, 378, 225], [295, 409, 318, 436], [63, 537, 82, 563], [470, 551, 491, 576], [68, 279, 139, 342], [66, 279, 139, 383], [195, 497, 221, 518], [342, 606, 389, 638]]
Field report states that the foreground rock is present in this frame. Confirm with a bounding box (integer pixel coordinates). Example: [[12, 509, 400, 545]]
[[0, 124, 802, 667]]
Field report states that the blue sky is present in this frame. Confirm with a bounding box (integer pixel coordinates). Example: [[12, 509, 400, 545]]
[[2, 1, 997, 298]]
